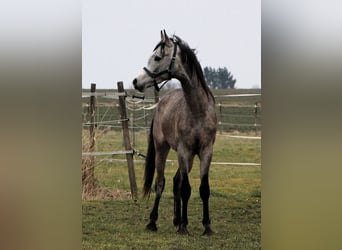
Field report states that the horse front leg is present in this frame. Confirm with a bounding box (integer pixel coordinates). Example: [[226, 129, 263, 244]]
[[199, 150, 214, 236], [146, 174, 165, 231], [146, 146, 169, 232], [179, 172, 191, 234], [174, 171, 191, 235]]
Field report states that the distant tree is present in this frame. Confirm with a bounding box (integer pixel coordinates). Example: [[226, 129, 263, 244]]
[[203, 66, 236, 89]]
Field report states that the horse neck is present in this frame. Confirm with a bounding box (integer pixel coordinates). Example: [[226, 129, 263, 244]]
[[177, 72, 213, 115]]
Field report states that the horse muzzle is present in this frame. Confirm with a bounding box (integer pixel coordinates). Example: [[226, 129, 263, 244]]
[[132, 78, 145, 92]]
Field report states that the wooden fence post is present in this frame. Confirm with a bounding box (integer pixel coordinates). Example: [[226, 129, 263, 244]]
[[82, 83, 97, 194], [254, 102, 258, 135], [117, 81, 138, 200], [219, 102, 223, 134], [89, 83, 96, 158]]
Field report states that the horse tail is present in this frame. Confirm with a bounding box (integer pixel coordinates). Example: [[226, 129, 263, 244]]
[[143, 119, 156, 198]]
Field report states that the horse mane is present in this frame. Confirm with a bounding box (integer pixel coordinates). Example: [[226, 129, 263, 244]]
[[172, 35, 214, 99]]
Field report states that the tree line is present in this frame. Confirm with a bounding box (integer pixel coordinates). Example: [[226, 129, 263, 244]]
[[203, 66, 236, 89], [165, 66, 237, 89]]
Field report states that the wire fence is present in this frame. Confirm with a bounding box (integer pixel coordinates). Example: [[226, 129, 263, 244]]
[[82, 85, 261, 162], [82, 85, 262, 148], [82, 83, 261, 199], [82, 89, 261, 134]]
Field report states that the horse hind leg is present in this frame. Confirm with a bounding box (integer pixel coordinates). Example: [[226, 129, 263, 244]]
[[173, 169, 181, 227], [199, 150, 214, 236], [174, 153, 193, 235], [199, 173, 213, 236]]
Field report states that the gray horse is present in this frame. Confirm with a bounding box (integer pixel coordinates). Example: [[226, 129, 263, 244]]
[[133, 30, 217, 236]]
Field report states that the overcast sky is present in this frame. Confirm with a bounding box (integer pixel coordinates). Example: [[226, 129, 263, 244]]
[[82, 0, 260, 89]]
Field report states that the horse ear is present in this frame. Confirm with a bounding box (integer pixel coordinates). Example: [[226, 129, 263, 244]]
[[163, 29, 171, 46], [160, 30, 164, 42]]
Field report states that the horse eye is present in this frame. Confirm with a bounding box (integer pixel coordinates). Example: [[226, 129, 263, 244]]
[[154, 55, 161, 61]]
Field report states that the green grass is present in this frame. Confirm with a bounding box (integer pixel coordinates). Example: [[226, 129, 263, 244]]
[[82, 128, 261, 249], [83, 194, 260, 249], [82, 89, 261, 249]]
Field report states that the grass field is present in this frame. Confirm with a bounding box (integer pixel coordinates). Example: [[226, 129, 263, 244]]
[[82, 129, 261, 249], [82, 88, 261, 249]]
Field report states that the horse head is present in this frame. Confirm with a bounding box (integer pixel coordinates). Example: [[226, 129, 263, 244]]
[[132, 30, 179, 92]]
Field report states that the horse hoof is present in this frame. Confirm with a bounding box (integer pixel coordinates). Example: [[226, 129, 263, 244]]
[[173, 218, 180, 227], [146, 222, 157, 231], [202, 226, 214, 236], [177, 225, 190, 235]]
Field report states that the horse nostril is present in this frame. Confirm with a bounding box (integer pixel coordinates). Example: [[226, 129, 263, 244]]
[[133, 78, 137, 86]]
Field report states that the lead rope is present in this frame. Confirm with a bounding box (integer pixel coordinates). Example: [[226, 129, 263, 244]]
[[154, 79, 170, 92]]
